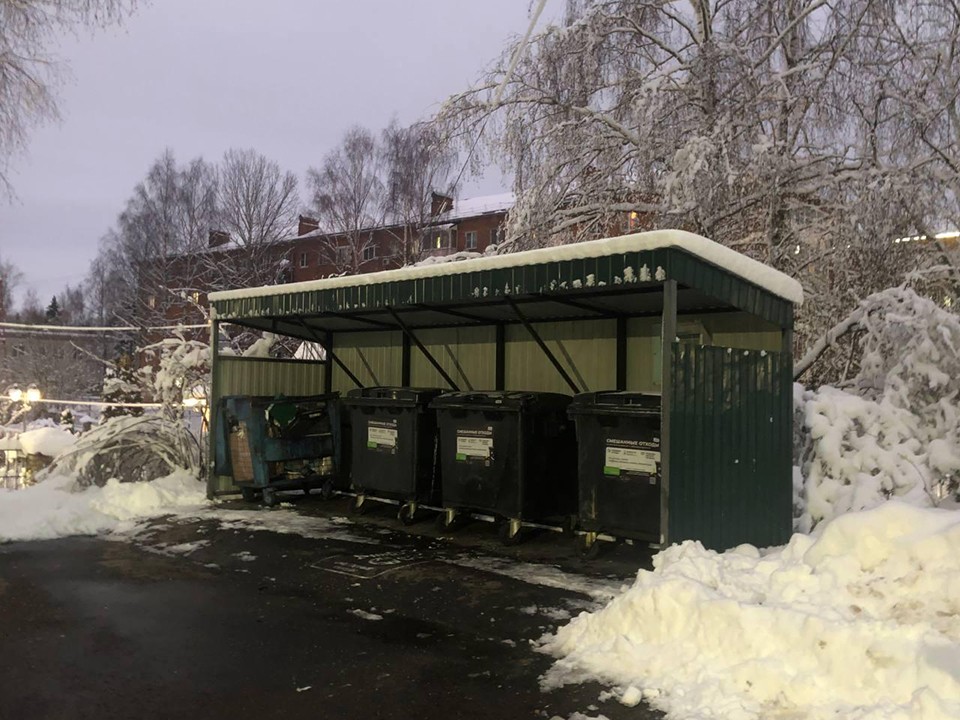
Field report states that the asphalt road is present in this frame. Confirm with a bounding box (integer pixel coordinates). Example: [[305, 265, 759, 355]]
[[0, 495, 663, 720]]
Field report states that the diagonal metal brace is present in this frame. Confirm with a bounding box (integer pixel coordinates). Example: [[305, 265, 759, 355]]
[[291, 316, 364, 389], [386, 308, 460, 391], [504, 297, 581, 394]]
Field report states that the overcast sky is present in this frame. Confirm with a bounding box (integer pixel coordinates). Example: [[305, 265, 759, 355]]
[[0, 0, 554, 309]]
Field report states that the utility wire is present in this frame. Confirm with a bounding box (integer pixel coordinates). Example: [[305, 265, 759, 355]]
[[0, 321, 208, 334]]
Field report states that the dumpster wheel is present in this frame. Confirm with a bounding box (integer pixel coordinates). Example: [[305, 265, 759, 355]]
[[240, 487, 259, 503], [262, 487, 279, 507], [319, 478, 335, 500], [397, 502, 419, 526], [351, 494, 369, 515], [435, 508, 463, 532], [578, 532, 603, 560], [499, 518, 524, 546]]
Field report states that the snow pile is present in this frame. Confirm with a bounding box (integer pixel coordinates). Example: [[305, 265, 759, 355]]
[[795, 288, 960, 529], [541, 502, 960, 720], [0, 469, 208, 542], [17, 427, 76, 458]]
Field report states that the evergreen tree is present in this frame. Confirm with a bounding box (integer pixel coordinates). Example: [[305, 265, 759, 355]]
[[45, 295, 60, 321], [101, 353, 144, 420]]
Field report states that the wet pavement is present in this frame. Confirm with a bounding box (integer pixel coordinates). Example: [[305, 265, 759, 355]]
[[0, 493, 663, 720]]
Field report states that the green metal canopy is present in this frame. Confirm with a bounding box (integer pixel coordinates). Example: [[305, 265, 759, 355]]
[[209, 230, 800, 338], [208, 230, 802, 551]]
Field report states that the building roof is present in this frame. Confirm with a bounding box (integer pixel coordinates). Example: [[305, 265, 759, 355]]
[[432, 192, 516, 223]]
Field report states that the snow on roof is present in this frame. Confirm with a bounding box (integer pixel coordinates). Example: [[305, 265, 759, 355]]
[[434, 192, 515, 223], [209, 229, 804, 305]]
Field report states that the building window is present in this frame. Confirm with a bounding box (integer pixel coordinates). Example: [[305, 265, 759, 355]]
[[464, 231, 478, 250], [190, 291, 200, 304], [490, 227, 500, 246], [147, 295, 156, 308], [299, 252, 308, 268], [420, 228, 457, 251], [363, 245, 376, 261], [336, 246, 353, 265]]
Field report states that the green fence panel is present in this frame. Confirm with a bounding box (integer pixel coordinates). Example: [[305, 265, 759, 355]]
[[668, 343, 792, 550]]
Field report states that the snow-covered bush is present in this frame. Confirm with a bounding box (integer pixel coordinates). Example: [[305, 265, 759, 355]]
[[141, 330, 211, 416], [795, 288, 960, 530], [41, 415, 200, 488]]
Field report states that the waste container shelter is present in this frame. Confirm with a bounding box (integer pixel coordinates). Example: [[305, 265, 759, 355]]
[[207, 229, 802, 551]]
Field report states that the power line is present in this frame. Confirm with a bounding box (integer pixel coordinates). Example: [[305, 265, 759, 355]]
[[0, 321, 208, 334]]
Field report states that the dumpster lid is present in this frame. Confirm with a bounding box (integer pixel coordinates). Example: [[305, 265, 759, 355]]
[[570, 391, 661, 413], [345, 386, 446, 404], [431, 390, 572, 411]]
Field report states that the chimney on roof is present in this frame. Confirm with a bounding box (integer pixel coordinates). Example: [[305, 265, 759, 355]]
[[430, 192, 453, 218], [208, 230, 230, 248], [298, 215, 320, 236]]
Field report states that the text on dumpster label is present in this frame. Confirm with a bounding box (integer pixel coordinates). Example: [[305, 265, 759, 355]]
[[604, 437, 660, 479], [367, 419, 398, 451], [455, 427, 494, 461]]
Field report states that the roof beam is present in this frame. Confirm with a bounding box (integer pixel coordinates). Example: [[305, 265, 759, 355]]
[[386, 308, 460, 391], [504, 297, 581, 395]]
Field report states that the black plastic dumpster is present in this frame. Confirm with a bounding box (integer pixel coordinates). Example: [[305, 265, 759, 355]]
[[342, 387, 444, 523], [430, 391, 577, 544], [568, 391, 661, 555]]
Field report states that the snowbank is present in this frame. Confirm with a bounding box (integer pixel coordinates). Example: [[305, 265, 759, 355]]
[[17, 427, 77, 458], [0, 469, 208, 542], [541, 502, 960, 720]]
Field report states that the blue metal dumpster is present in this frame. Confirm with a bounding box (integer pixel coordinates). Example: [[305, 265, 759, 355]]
[[213, 394, 342, 505]]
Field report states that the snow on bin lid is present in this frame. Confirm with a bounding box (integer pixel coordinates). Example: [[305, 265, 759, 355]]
[[430, 391, 573, 411], [569, 391, 662, 416], [209, 230, 804, 306], [344, 387, 445, 404]]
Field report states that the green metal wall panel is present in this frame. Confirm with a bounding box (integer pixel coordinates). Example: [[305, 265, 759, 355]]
[[215, 357, 327, 397], [208, 356, 328, 495], [505, 319, 616, 394], [625, 317, 662, 392], [410, 325, 496, 390], [330, 331, 403, 393], [667, 343, 792, 550]]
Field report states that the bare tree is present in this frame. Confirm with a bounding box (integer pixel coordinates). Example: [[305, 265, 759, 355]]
[[380, 119, 457, 264], [0, 255, 22, 319], [306, 126, 384, 274], [437, 0, 956, 379], [210, 148, 299, 287], [217, 148, 298, 247], [0, 0, 135, 193], [109, 149, 219, 326]]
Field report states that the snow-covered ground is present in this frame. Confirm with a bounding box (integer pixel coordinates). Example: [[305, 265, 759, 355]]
[[0, 469, 208, 541], [541, 501, 960, 720], [6, 463, 957, 720]]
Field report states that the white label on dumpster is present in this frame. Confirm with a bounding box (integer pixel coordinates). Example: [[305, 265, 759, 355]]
[[456, 427, 493, 460], [604, 438, 660, 477], [367, 420, 398, 450]]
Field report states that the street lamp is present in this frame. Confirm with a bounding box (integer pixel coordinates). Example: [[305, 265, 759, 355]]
[[25, 385, 41, 404], [6, 384, 41, 432]]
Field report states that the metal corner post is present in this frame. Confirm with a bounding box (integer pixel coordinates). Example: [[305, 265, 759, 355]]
[[659, 279, 677, 547], [206, 318, 220, 500]]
